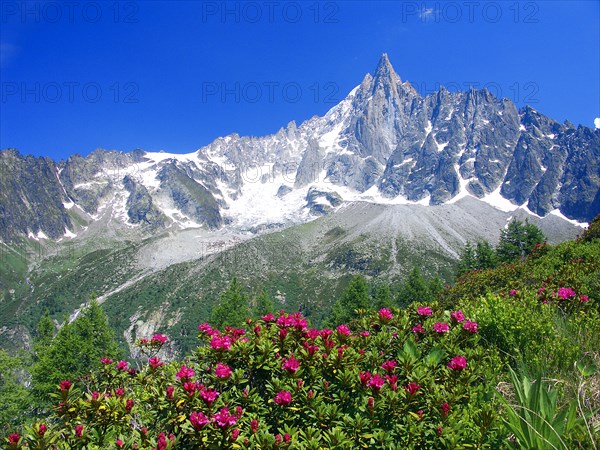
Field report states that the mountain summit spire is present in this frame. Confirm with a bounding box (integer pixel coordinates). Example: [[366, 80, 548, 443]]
[[373, 53, 401, 85]]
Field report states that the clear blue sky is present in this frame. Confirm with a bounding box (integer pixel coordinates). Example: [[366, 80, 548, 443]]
[[1, 0, 599, 160]]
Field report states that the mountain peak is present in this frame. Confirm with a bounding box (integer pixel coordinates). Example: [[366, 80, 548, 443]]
[[373, 53, 401, 86]]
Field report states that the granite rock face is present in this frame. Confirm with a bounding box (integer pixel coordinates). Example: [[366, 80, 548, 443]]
[[1, 54, 598, 242]]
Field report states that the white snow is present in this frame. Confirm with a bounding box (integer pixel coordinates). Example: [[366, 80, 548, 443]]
[[594, 118, 600, 129], [481, 184, 518, 212], [392, 158, 414, 168], [74, 181, 108, 189], [436, 141, 449, 152], [63, 228, 77, 238], [519, 124, 526, 131], [63, 201, 75, 209], [36, 230, 49, 240], [549, 209, 588, 228], [545, 134, 555, 139], [424, 121, 433, 135], [144, 150, 198, 164]]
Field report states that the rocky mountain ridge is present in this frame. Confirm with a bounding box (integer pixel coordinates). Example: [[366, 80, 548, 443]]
[[1, 54, 598, 244]]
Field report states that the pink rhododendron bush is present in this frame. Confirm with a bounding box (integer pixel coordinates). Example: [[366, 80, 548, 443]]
[[8, 307, 506, 449]]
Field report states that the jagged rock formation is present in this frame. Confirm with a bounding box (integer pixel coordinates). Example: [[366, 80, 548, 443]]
[[1, 54, 598, 243]]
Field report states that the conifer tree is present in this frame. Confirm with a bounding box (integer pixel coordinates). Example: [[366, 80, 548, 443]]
[[211, 278, 250, 328], [497, 219, 545, 263], [30, 299, 120, 409]]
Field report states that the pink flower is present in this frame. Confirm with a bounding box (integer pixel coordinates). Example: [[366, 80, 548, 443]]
[[448, 355, 467, 371], [305, 328, 320, 340], [261, 313, 276, 322], [367, 397, 375, 410], [210, 335, 232, 351], [404, 382, 421, 395], [381, 360, 398, 372], [166, 386, 174, 399], [101, 357, 113, 364], [176, 364, 195, 381], [274, 390, 292, 406], [250, 419, 259, 433], [359, 371, 372, 386], [509, 289, 518, 296], [116, 439, 124, 448], [38, 423, 47, 437], [378, 308, 393, 320], [433, 322, 450, 333], [200, 388, 219, 406], [282, 355, 300, 373], [580, 295, 589, 303], [198, 323, 213, 335], [156, 433, 167, 450], [214, 363, 232, 379], [114, 388, 125, 398], [231, 428, 241, 441], [557, 287, 576, 300], [386, 374, 398, 391], [320, 328, 333, 338], [190, 411, 210, 430], [291, 313, 308, 331], [116, 360, 128, 371], [417, 306, 432, 316], [8, 434, 20, 444], [412, 323, 425, 333], [441, 402, 450, 417], [336, 324, 351, 336], [151, 334, 168, 344], [75, 425, 84, 438], [360, 331, 370, 337], [450, 310, 465, 322], [59, 380, 71, 392], [463, 320, 478, 333], [125, 399, 134, 412], [149, 356, 164, 368], [368, 373, 386, 392], [183, 381, 198, 396]]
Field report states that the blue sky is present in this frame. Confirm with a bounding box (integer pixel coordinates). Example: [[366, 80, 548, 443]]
[[1, 0, 599, 160]]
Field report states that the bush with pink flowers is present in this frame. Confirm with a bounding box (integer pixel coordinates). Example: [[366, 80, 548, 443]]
[[7, 307, 508, 449]]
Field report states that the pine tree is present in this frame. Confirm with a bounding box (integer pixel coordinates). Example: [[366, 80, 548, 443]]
[[211, 278, 250, 328], [456, 241, 477, 277], [373, 284, 393, 310], [253, 288, 275, 318], [0, 350, 31, 427], [327, 275, 371, 325], [475, 240, 498, 269], [398, 267, 432, 307], [30, 299, 121, 409], [497, 219, 546, 263]]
